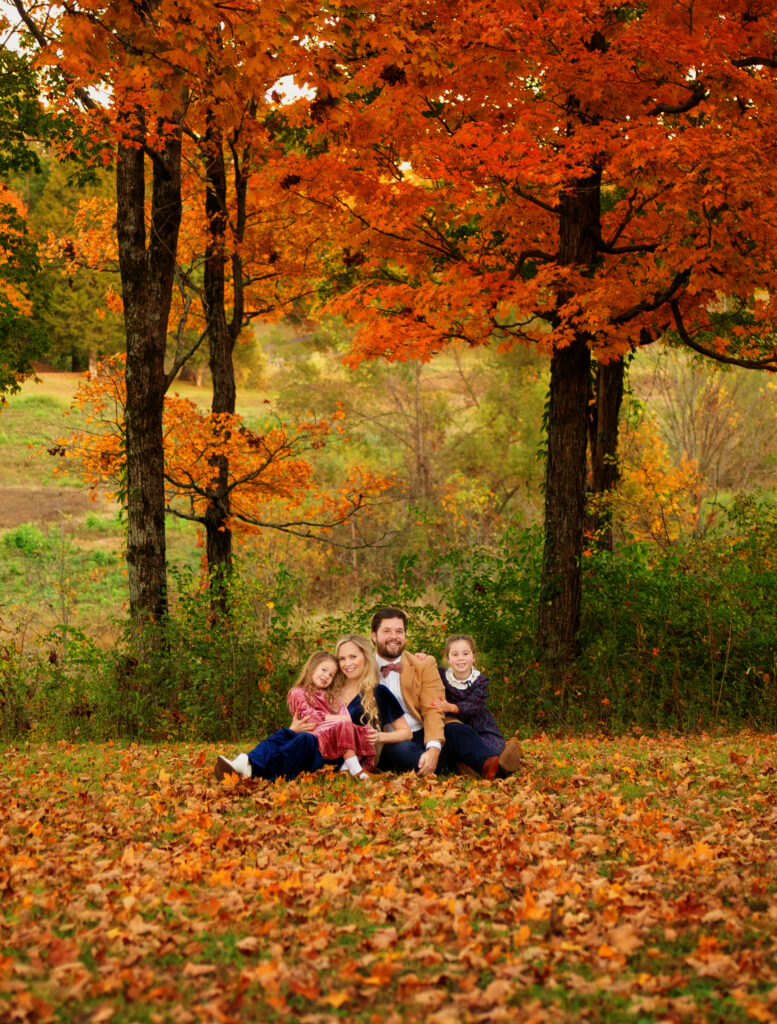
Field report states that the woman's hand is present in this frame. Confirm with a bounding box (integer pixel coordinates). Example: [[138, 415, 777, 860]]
[[365, 726, 380, 745], [431, 697, 459, 714], [290, 714, 316, 733]]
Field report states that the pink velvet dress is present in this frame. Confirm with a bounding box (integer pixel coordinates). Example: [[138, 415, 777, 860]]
[[287, 687, 376, 769]]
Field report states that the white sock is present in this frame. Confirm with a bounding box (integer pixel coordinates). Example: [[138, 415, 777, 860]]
[[344, 755, 363, 775], [356, 771, 370, 780], [339, 762, 349, 773]]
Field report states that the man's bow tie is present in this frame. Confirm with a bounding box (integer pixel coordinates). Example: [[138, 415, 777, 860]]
[[380, 662, 401, 677]]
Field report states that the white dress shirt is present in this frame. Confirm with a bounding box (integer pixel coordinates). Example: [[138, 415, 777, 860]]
[[375, 655, 441, 750]]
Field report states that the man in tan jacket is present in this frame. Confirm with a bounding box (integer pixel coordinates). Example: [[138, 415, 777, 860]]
[[372, 606, 499, 777]]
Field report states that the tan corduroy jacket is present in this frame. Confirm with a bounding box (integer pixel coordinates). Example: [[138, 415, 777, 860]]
[[397, 651, 446, 747]]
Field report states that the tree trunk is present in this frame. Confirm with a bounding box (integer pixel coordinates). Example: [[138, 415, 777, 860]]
[[537, 171, 601, 663], [116, 117, 182, 625], [588, 356, 625, 551], [538, 337, 592, 661], [202, 117, 244, 616]]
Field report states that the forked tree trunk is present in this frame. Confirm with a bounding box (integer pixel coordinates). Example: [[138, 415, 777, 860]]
[[588, 356, 625, 551], [537, 171, 601, 664], [116, 120, 182, 625]]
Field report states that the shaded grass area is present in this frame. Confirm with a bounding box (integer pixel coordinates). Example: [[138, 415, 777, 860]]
[[2, 734, 777, 1022]]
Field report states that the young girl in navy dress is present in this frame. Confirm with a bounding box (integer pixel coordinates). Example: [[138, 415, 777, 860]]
[[431, 634, 522, 770]]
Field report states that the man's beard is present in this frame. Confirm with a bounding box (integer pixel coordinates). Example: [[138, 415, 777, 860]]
[[374, 639, 406, 660]]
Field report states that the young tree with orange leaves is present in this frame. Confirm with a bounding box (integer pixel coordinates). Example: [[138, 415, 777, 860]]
[[54, 355, 392, 602], [282, 0, 777, 662]]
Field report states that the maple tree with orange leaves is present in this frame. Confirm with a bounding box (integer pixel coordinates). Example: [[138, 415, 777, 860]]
[[13, 0, 777, 657], [277, 0, 777, 662]]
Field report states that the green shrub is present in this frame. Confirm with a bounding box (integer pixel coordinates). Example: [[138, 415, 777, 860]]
[[2, 523, 47, 557], [6, 495, 777, 742], [434, 496, 777, 735], [85, 512, 115, 533]]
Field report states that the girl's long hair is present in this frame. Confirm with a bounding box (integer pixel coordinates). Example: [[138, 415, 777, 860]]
[[335, 633, 380, 727], [293, 650, 339, 710]]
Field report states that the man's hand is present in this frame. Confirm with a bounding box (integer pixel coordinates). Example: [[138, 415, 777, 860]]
[[431, 698, 458, 713], [417, 746, 440, 777], [290, 714, 316, 733]]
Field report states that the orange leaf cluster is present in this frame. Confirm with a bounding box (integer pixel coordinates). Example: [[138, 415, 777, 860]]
[[280, 1, 777, 366], [54, 355, 393, 534]]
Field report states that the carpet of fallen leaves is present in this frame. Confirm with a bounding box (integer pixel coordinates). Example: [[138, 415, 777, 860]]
[[2, 734, 777, 1024]]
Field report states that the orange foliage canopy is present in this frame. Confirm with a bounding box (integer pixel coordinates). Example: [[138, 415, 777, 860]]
[[23, 0, 332, 336], [55, 355, 393, 540], [280, 0, 777, 368]]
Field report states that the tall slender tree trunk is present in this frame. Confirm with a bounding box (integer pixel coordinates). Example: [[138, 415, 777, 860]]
[[537, 171, 601, 663], [202, 116, 245, 616], [116, 118, 182, 625], [588, 356, 625, 551]]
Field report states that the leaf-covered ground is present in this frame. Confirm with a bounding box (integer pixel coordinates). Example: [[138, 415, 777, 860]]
[[2, 734, 777, 1023]]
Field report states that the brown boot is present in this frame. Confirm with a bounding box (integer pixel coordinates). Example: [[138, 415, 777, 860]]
[[497, 738, 523, 776]]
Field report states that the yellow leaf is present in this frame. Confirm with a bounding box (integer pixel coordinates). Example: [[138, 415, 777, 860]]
[[325, 991, 350, 1008]]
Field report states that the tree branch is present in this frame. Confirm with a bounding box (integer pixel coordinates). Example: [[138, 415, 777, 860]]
[[612, 270, 691, 325], [646, 82, 708, 117], [671, 301, 777, 371], [732, 56, 777, 69]]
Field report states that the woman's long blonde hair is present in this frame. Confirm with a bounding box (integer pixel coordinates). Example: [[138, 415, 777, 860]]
[[335, 634, 380, 727]]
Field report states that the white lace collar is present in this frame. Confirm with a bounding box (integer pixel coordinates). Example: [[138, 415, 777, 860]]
[[445, 666, 479, 691]]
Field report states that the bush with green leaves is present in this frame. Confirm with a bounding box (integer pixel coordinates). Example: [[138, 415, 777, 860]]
[[435, 493, 777, 735], [4, 495, 777, 742], [2, 523, 48, 558]]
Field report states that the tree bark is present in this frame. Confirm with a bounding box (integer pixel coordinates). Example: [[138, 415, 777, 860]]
[[538, 337, 592, 661], [588, 356, 625, 551], [537, 171, 601, 663], [117, 116, 182, 625], [202, 116, 245, 616]]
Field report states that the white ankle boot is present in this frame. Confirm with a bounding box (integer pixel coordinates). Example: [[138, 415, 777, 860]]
[[214, 752, 251, 780]]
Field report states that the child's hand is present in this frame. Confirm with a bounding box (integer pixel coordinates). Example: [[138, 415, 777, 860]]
[[431, 698, 459, 714]]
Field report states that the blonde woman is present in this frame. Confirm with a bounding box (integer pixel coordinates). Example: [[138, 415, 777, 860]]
[[335, 634, 412, 759]]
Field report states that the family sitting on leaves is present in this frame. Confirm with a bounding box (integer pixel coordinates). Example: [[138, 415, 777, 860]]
[[214, 606, 523, 783]]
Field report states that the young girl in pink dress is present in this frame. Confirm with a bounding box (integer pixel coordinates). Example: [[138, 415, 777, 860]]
[[287, 650, 376, 780]]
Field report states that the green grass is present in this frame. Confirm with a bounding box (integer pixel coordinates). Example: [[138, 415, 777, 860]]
[[0, 374, 213, 639]]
